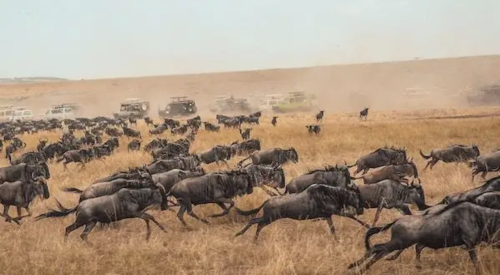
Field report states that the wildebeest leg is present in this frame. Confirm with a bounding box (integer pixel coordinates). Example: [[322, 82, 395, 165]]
[[362, 168, 369, 175], [385, 249, 405, 261], [428, 159, 439, 170], [80, 221, 97, 243], [259, 186, 279, 197], [480, 171, 488, 180], [137, 212, 167, 233], [2, 205, 19, 225], [208, 200, 234, 218], [344, 215, 370, 229], [180, 199, 209, 224], [222, 160, 230, 168], [63, 161, 69, 171], [326, 216, 336, 235], [396, 205, 412, 215], [355, 245, 397, 274], [176, 204, 189, 227], [372, 202, 384, 227], [64, 221, 83, 241], [253, 219, 271, 242], [234, 217, 262, 238], [415, 243, 425, 269], [13, 206, 32, 222], [423, 160, 432, 170]]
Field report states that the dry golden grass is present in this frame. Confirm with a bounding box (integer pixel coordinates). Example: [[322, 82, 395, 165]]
[[1, 110, 500, 275]]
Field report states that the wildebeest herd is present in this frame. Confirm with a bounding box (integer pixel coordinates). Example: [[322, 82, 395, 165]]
[[0, 111, 499, 274]]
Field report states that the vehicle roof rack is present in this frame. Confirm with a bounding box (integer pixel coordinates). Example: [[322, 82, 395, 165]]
[[170, 96, 189, 102]]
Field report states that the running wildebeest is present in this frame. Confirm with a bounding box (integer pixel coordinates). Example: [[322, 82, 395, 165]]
[[42, 142, 67, 162], [230, 139, 261, 156], [144, 117, 154, 126], [57, 148, 95, 170], [203, 122, 220, 132], [105, 127, 123, 137], [234, 184, 366, 241], [419, 144, 480, 170], [285, 165, 355, 194], [359, 107, 369, 120], [144, 159, 186, 175], [348, 202, 500, 275], [469, 150, 500, 180], [144, 138, 168, 152], [103, 137, 120, 152], [249, 111, 262, 118], [127, 139, 141, 152], [349, 146, 408, 175], [197, 145, 232, 167], [438, 175, 500, 205], [306, 125, 321, 135], [9, 151, 46, 165], [240, 164, 285, 196], [237, 147, 299, 167], [353, 158, 419, 185], [152, 168, 205, 192], [316, 110, 325, 123], [36, 186, 168, 242], [149, 124, 168, 135], [239, 128, 252, 140], [123, 126, 141, 139], [0, 176, 49, 224], [168, 170, 255, 227], [271, 116, 278, 127], [358, 179, 429, 226]]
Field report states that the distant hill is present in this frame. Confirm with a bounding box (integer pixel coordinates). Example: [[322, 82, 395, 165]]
[[0, 77, 68, 84]]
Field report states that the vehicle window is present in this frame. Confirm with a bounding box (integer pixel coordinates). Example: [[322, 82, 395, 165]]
[[23, 110, 32, 115]]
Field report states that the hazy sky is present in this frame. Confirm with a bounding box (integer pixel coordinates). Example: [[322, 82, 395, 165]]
[[1, 0, 499, 79]]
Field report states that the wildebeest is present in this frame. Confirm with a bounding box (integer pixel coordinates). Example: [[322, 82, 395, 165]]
[[249, 111, 262, 118], [171, 125, 189, 135], [316, 110, 324, 123], [0, 177, 49, 224], [144, 117, 154, 126], [349, 147, 408, 175], [128, 117, 137, 126], [168, 170, 255, 227], [419, 144, 480, 170], [42, 142, 67, 162], [353, 158, 419, 184], [0, 162, 50, 184], [358, 179, 429, 226], [234, 184, 366, 241], [36, 186, 168, 241], [197, 145, 232, 167], [123, 126, 141, 139], [105, 127, 123, 137], [285, 165, 355, 194], [438, 175, 500, 205], [348, 202, 500, 274], [144, 159, 186, 174], [239, 128, 252, 140], [149, 123, 168, 135], [359, 107, 369, 120], [306, 125, 321, 135], [152, 168, 205, 192], [37, 139, 48, 152], [230, 139, 261, 156], [469, 150, 500, 180], [56, 148, 95, 170], [144, 138, 168, 152], [241, 164, 285, 196], [103, 137, 120, 152], [203, 121, 220, 132], [9, 151, 46, 165], [237, 147, 299, 167], [127, 139, 141, 152], [271, 116, 278, 127]]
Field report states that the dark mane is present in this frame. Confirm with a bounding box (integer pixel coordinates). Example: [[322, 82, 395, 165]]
[[306, 184, 355, 208]]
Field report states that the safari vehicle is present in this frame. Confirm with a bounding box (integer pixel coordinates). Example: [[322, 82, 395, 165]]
[[42, 107, 75, 120], [257, 94, 285, 111], [209, 95, 253, 113], [272, 91, 317, 113], [158, 96, 197, 118], [113, 98, 150, 119], [467, 84, 500, 107], [0, 106, 22, 122], [8, 109, 34, 121]]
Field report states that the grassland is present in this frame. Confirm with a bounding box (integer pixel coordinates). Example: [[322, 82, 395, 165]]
[[1, 110, 499, 275]]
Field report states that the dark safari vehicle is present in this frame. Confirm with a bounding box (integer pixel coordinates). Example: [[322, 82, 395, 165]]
[[158, 96, 198, 118]]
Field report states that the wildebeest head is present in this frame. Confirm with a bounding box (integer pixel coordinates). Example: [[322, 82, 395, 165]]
[[408, 157, 419, 178], [389, 147, 407, 165], [32, 176, 50, 199], [286, 147, 299, 163], [272, 166, 286, 189], [408, 178, 428, 210], [227, 170, 254, 195], [472, 143, 481, 157]]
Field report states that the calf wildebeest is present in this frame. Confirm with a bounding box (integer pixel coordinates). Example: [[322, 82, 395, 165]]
[[285, 165, 355, 194], [237, 147, 299, 167], [419, 144, 480, 170], [36, 186, 168, 242], [315, 110, 324, 123], [359, 107, 369, 120], [169, 170, 255, 227], [56, 148, 94, 170], [0, 177, 50, 224], [348, 202, 500, 275], [235, 184, 366, 241], [0, 162, 50, 184], [197, 145, 232, 167], [306, 125, 321, 135], [349, 146, 408, 175], [239, 128, 252, 140], [358, 179, 429, 226], [230, 139, 261, 156], [469, 150, 500, 180], [127, 139, 141, 152], [152, 168, 205, 193], [203, 121, 220, 132], [353, 158, 419, 184], [271, 116, 278, 127], [123, 126, 141, 139]]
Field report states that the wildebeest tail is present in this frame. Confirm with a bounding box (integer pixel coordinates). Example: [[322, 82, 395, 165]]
[[234, 200, 268, 216], [419, 149, 431, 159], [364, 221, 396, 251], [35, 199, 77, 220], [63, 187, 84, 194]]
